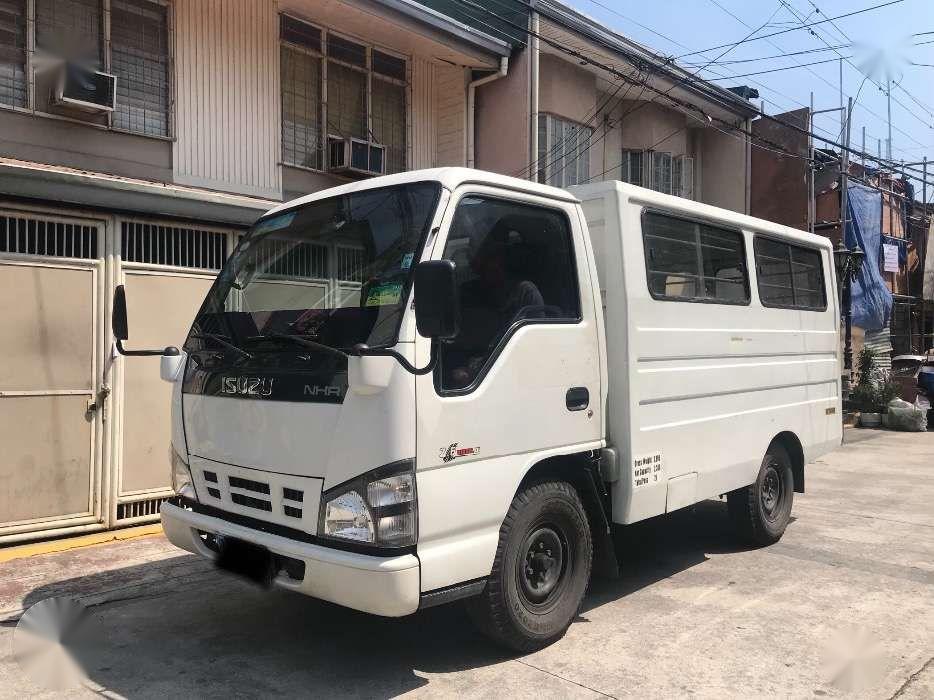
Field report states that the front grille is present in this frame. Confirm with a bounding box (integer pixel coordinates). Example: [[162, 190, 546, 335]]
[[283, 505, 302, 518], [231, 493, 272, 512], [283, 487, 304, 502], [204, 471, 218, 483], [229, 476, 270, 494], [206, 487, 221, 499]]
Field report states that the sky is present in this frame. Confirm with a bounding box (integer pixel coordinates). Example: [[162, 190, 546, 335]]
[[567, 0, 934, 179]]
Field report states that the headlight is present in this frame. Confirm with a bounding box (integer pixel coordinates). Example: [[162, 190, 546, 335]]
[[170, 446, 197, 501], [319, 460, 416, 548]]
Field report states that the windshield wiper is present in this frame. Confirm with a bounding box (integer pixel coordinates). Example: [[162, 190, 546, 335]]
[[189, 333, 253, 360], [245, 332, 349, 360]]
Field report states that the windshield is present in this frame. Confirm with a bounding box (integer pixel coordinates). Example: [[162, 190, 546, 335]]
[[185, 182, 441, 357]]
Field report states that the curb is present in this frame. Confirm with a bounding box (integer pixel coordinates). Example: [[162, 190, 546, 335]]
[[0, 524, 164, 564]]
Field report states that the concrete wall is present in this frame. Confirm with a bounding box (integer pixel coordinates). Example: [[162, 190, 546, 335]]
[[699, 125, 748, 213], [538, 53, 596, 124], [0, 109, 172, 182], [474, 47, 530, 175], [751, 109, 808, 230]]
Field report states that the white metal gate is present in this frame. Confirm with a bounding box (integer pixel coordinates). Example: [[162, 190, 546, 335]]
[[112, 219, 237, 525], [0, 209, 107, 542]]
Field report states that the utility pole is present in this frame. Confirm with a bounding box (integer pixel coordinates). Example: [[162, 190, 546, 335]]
[[861, 126, 866, 167], [839, 58, 845, 139], [841, 97, 855, 373], [810, 100, 846, 235], [924, 157, 929, 352], [886, 78, 893, 161]]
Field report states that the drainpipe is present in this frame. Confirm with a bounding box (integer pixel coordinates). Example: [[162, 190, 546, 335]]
[[467, 56, 509, 169], [529, 10, 540, 181]]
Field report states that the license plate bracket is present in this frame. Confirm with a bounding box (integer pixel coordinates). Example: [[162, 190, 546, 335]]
[[215, 536, 277, 588]]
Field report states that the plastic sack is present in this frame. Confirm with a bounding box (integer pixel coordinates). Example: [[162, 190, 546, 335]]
[[887, 398, 927, 432]]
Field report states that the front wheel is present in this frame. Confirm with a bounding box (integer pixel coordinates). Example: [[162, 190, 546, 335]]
[[467, 480, 592, 652], [728, 444, 795, 546]]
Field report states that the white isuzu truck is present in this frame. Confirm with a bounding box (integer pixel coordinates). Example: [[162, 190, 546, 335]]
[[113, 168, 842, 651]]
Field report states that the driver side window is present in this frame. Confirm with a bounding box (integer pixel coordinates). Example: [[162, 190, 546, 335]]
[[437, 196, 580, 392]]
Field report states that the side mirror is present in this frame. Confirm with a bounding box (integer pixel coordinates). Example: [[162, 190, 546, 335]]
[[414, 260, 460, 341], [112, 284, 129, 341], [112, 284, 179, 358]]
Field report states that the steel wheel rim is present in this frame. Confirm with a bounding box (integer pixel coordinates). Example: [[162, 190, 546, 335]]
[[760, 462, 784, 520], [516, 524, 570, 613]]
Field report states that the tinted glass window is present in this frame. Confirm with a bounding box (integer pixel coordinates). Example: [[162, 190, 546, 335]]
[[439, 197, 580, 391], [642, 212, 749, 303], [754, 238, 826, 310]]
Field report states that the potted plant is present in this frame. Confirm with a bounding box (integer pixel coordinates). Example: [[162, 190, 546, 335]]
[[851, 347, 901, 427]]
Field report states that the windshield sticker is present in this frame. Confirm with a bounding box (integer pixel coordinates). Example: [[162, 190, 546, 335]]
[[253, 212, 296, 235], [401, 252, 414, 270], [364, 282, 403, 307]]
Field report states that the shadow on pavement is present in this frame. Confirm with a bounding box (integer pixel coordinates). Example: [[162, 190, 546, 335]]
[[20, 499, 756, 698]]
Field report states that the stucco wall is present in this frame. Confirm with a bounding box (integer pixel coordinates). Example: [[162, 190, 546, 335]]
[[538, 53, 596, 124], [474, 47, 531, 175], [699, 126, 747, 213]]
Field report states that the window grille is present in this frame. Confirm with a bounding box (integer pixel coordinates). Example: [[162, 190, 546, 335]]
[[537, 114, 592, 188], [1, 213, 99, 258], [121, 221, 229, 270], [279, 15, 407, 174], [650, 151, 672, 194], [625, 150, 695, 200], [281, 45, 323, 170], [754, 237, 826, 311], [111, 0, 170, 137], [621, 149, 644, 187], [0, 0, 26, 107], [35, 0, 102, 67]]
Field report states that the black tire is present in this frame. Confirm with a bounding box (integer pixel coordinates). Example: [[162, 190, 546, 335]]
[[728, 444, 795, 546], [467, 480, 592, 652]]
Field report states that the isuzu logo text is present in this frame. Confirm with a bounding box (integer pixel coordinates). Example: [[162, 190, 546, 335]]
[[221, 376, 274, 397]]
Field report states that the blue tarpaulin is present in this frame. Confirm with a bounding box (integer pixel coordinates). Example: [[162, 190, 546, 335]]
[[845, 183, 892, 331]]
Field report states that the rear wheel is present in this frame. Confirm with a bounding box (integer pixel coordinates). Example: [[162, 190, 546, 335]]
[[728, 444, 794, 546], [467, 480, 592, 652]]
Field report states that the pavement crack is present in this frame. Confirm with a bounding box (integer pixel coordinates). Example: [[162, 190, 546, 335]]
[[514, 657, 618, 698], [888, 655, 934, 699]]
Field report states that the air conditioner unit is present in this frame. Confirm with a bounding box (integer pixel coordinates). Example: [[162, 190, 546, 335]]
[[52, 63, 116, 113], [327, 136, 386, 177]]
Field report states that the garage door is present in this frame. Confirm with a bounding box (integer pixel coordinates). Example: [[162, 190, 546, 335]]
[[0, 211, 105, 538]]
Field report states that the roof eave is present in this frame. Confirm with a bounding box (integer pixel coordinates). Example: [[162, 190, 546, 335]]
[[375, 0, 512, 57]]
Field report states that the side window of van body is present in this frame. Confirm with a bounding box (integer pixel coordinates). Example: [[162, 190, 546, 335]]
[[754, 237, 827, 310], [642, 212, 749, 304], [437, 196, 581, 393]]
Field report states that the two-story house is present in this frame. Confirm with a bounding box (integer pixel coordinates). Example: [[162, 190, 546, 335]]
[[0, 0, 509, 542], [0, 0, 757, 542]]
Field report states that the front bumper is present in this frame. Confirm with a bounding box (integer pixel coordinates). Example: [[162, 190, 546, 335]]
[[160, 501, 420, 617]]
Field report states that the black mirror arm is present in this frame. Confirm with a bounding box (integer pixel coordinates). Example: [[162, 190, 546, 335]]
[[115, 339, 180, 358], [352, 340, 438, 376]]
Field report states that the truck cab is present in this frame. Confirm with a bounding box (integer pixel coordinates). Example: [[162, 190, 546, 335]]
[[115, 168, 839, 651]]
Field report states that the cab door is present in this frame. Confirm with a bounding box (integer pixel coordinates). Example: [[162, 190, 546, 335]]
[[413, 187, 603, 592]]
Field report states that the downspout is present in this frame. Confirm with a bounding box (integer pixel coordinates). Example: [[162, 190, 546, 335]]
[[745, 117, 752, 214], [529, 10, 540, 181], [467, 56, 509, 169]]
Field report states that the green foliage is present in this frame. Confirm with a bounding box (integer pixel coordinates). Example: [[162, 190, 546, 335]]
[[857, 346, 876, 386]]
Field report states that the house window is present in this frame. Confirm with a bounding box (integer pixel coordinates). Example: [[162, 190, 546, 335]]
[[642, 211, 749, 304], [279, 14, 408, 175], [0, 0, 27, 107], [2, 0, 170, 137], [110, 0, 170, 136], [621, 149, 643, 187], [537, 114, 592, 188], [624, 149, 695, 200]]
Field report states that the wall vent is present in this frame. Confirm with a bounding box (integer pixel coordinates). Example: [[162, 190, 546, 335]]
[[116, 496, 168, 520]]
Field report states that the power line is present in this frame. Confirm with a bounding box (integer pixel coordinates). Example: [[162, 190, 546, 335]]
[[675, 0, 905, 59], [453, 0, 932, 191], [703, 55, 849, 79], [682, 42, 852, 66]]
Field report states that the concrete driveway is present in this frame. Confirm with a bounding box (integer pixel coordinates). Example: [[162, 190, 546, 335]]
[[2, 428, 932, 698]]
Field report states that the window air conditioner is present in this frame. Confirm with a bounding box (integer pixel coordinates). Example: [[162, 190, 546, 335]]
[[327, 136, 386, 177], [52, 63, 116, 113]]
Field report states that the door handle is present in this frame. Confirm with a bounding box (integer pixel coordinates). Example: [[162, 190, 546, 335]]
[[566, 387, 589, 411]]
